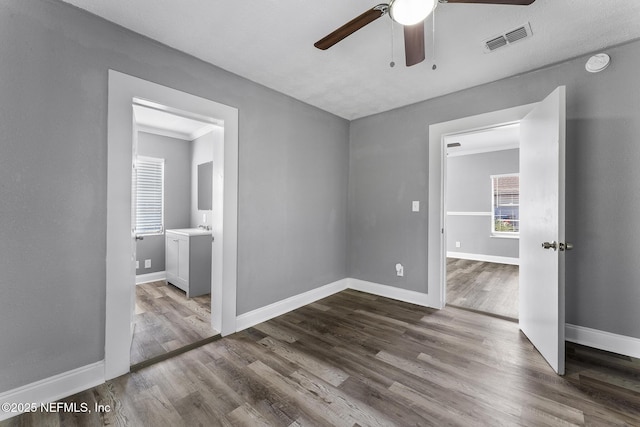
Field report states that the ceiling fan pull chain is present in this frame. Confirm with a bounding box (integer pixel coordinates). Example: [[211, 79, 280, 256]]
[[390, 19, 396, 68], [432, 4, 437, 70]]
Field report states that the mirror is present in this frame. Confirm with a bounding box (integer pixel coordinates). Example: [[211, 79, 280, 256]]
[[198, 161, 213, 210]]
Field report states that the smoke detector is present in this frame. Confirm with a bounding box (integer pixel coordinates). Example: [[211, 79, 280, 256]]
[[483, 23, 533, 53], [585, 53, 611, 73]]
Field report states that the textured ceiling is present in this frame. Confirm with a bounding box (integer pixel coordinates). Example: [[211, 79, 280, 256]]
[[60, 0, 640, 120]]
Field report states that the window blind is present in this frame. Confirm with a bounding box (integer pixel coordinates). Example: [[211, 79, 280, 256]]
[[491, 173, 520, 234], [135, 156, 164, 235]]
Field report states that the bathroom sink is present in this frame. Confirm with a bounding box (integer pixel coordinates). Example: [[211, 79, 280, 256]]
[[166, 228, 212, 236]]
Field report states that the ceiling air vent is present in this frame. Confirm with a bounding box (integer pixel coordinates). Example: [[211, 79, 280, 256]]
[[486, 36, 508, 51], [483, 22, 533, 53]]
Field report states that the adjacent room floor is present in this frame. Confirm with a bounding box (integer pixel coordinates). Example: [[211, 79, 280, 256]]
[[7, 289, 640, 426], [446, 258, 519, 320], [131, 280, 216, 365]]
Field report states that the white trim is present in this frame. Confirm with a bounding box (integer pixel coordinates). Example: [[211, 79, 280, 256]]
[[0, 362, 104, 422], [137, 123, 218, 142], [565, 324, 640, 359], [135, 271, 166, 285], [347, 278, 432, 307], [236, 279, 349, 332], [236, 278, 436, 332], [447, 211, 491, 216], [447, 251, 519, 266]]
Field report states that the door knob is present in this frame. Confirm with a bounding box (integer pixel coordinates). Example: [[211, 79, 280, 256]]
[[559, 242, 573, 251], [542, 241, 557, 251], [135, 235, 144, 241]]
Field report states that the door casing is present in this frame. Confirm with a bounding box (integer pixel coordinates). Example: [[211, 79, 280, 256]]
[[428, 103, 537, 308], [106, 70, 238, 380]]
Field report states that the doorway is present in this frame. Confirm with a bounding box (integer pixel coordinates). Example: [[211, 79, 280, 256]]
[[443, 125, 520, 320], [428, 87, 567, 374], [130, 101, 220, 365], [106, 70, 238, 380]]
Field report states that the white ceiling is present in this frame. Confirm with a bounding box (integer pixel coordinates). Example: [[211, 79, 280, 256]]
[[60, 0, 640, 120], [445, 123, 519, 156], [133, 104, 217, 141]]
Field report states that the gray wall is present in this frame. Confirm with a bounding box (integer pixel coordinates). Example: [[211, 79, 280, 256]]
[[0, 0, 349, 393], [136, 132, 191, 275], [4, 0, 639, 397], [349, 39, 640, 339], [446, 149, 519, 259]]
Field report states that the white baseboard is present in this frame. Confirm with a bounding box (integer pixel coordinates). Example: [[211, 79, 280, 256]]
[[236, 278, 434, 332], [347, 278, 431, 307], [136, 271, 166, 285], [565, 324, 640, 359], [0, 361, 105, 421], [447, 251, 519, 266], [235, 279, 349, 332]]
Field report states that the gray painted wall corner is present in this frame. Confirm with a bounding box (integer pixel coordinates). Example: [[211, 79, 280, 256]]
[[348, 39, 640, 339]]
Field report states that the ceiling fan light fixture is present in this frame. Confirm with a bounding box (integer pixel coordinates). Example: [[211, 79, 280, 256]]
[[389, 0, 436, 26]]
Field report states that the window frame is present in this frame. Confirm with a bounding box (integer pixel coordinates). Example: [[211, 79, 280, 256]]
[[490, 172, 520, 239], [134, 155, 165, 236]]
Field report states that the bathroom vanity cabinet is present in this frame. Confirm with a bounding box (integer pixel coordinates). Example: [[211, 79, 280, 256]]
[[165, 229, 212, 298]]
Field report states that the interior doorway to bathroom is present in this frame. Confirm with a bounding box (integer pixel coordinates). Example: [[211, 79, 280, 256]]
[[130, 101, 220, 365], [106, 70, 238, 380]]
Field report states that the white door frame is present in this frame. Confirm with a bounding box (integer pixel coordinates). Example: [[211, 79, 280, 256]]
[[106, 70, 238, 380], [428, 103, 536, 307]]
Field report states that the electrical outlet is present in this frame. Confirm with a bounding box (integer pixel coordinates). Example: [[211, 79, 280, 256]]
[[144, 259, 151, 269], [136, 260, 139, 269], [455, 241, 461, 248], [412, 201, 420, 212], [395, 263, 404, 277]]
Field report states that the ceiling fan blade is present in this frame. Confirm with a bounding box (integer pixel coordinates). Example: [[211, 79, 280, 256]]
[[314, 5, 387, 50], [404, 22, 425, 67], [442, 0, 535, 4]]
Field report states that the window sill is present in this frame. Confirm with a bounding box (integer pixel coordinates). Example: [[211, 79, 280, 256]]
[[136, 232, 165, 237]]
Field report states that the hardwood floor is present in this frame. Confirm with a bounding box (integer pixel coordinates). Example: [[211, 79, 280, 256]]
[[5, 289, 640, 426], [131, 281, 216, 365], [447, 258, 519, 319]]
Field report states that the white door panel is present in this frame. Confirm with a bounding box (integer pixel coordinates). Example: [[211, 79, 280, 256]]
[[519, 86, 566, 374]]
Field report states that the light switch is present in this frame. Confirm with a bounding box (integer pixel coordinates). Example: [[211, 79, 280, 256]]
[[412, 201, 420, 212]]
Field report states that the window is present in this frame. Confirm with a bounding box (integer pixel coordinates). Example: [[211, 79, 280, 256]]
[[134, 156, 165, 235], [491, 173, 519, 236]]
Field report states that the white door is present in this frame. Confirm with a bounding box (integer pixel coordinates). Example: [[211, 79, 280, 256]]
[[519, 86, 567, 375]]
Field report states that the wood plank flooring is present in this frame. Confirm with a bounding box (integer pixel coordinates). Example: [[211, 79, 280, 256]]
[[131, 281, 216, 365], [447, 258, 519, 319], [5, 289, 640, 426]]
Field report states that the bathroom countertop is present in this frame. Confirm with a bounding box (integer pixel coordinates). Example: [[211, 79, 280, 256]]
[[166, 228, 212, 236]]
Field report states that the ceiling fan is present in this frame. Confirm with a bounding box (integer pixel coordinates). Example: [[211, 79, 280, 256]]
[[314, 0, 536, 67]]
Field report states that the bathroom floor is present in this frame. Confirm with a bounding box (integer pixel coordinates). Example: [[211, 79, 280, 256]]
[[131, 280, 216, 365]]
